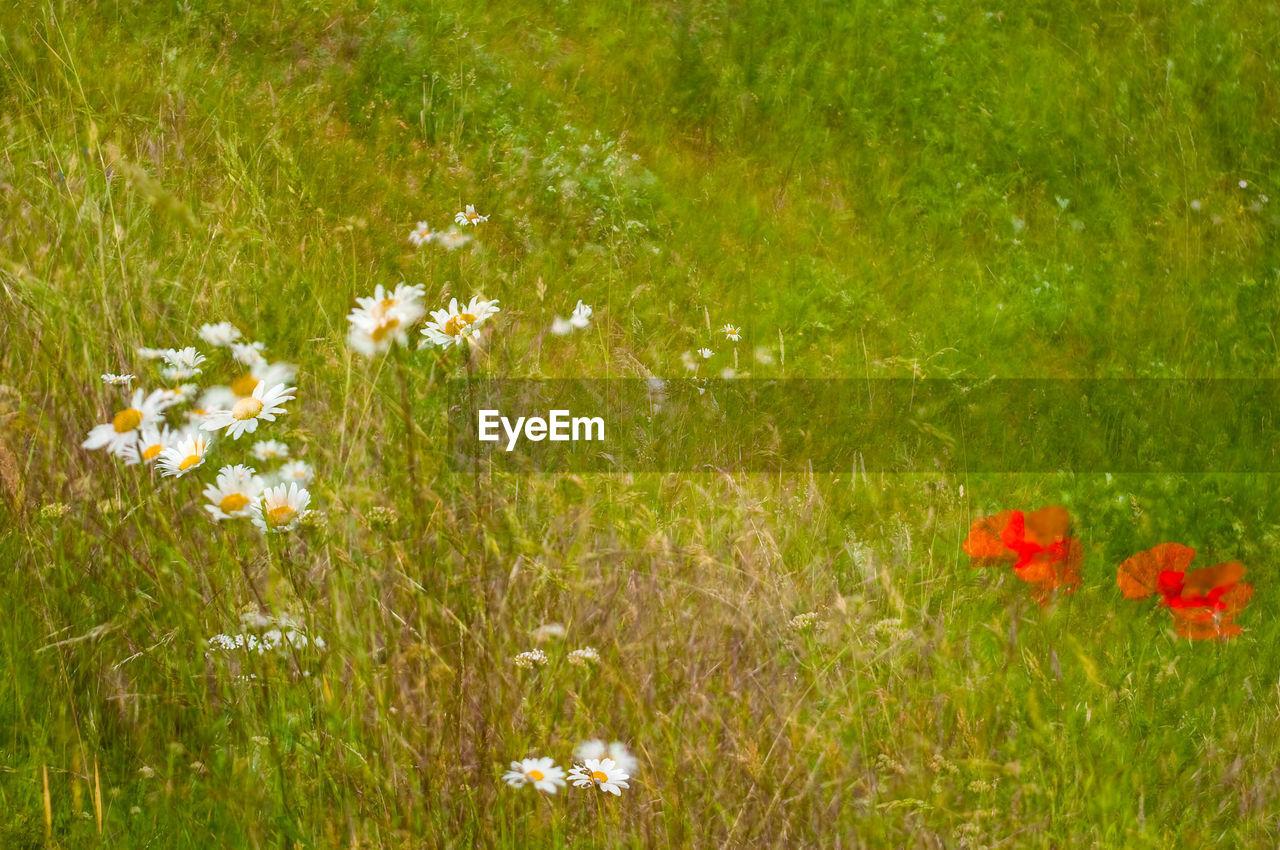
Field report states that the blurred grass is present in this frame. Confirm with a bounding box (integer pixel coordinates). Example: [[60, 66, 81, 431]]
[[2, 0, 1280, 846]]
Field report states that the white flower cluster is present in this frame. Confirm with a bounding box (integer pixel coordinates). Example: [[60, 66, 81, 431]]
[[503, 740, 636, 797], [346, 282, 500, 357], [206, 613, 327, 655], [82, 323, 314, 533]]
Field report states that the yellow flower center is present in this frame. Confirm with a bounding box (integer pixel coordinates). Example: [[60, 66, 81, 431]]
[[267, 505, 298, 527], [178, 454, 202, 471], [443, 312, 477, 337], [112, 408, 143, 433], [230, 373, 259, 397], [232, 397, 264, 421], [141, 444, 163, 461], [527, 769, 544, 781], [591, 771, 608, 783], [219, 493, 249, 513], [370, 317, 400, 342]]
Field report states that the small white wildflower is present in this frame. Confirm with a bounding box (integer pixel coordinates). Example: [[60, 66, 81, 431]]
[[421, 296, 500, 349], [156, 434, 211, 478], [251, 439, 289, 461], [568, 646, 600, 666], [454, 204, 489, 226], [160, 347, 206, 381], [503, 757, 566, 793], [102, 373, 135, 385], [574, 740, 637, 775], [532, 622, 566, 642], [200, 381, 296, 439], [788, 611, 820, 631], [347, 283, 427, 357], [250, 483, 311, 533], [277, 459, 314, 486], [568, 758, 630, 796], [408, 221, 436, 247], [435, 227, 473, 250], [513, 649, 548, 669], [230, 341, 267, 367], [198, 322, 242, 347]]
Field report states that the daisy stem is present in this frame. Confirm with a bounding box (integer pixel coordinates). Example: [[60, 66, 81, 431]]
[[392, 345, 423, 521]]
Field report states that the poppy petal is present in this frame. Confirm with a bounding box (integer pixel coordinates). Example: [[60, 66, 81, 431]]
[[963, 511, 1019, 566], [1173, 616, 1244, 640], [1219, 581, 1254, 617], [1117, 543, 1195, 599], [1182, 562, 1246, 598], [1022, 505, 1071, 546]]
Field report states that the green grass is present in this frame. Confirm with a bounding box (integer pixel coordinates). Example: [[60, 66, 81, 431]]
[[3, 0, 1280, 846]]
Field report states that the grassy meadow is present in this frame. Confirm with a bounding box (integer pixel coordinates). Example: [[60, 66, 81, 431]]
[[3, 0, 1280, 846]]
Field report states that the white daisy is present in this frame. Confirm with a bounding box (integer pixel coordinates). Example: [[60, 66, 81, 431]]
[[202, 465, 263, 521], [82, 388, 175, 457], [568, 758, 630, 796], [157, 433, 211, 478], [200, 381, 296, 440], [408, 221, 436, 247], [230, 341, 267, 367], [503, 758, 566, 794], [121, 424, 175, 466], [435, 227, 473, 251], [198, 322, 242, 347], [570, 301, 592, 329], [420, 296, 500, 349], [277, 460, 314, 487], [454, 204, 489, 226], [722, 324, 741, 341], [250, 483, 311, 533], [698, 348, 714, 359], [136, 346, 167, 360], [160, 347, 206, 381], [102, 373, 135, 385], [574, 740, 638, 775], [252, 440, 290, 461], [550, 316, 573, 336], [347, 283, 427, 357], [216, 361, 295, 406]]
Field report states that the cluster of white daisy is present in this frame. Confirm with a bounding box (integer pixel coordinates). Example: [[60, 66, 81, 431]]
[[504, 739, 636, 797], [82, 323, 314, 533], [405, 203, 487, 250], [680, 322, 742, 372], [206, 612, 326, 655], [346, 281, 501, 357]]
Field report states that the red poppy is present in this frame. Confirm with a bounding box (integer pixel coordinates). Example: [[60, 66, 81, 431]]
[[1116, 543, 1253, 639], [963, 506, 1082, 604]]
